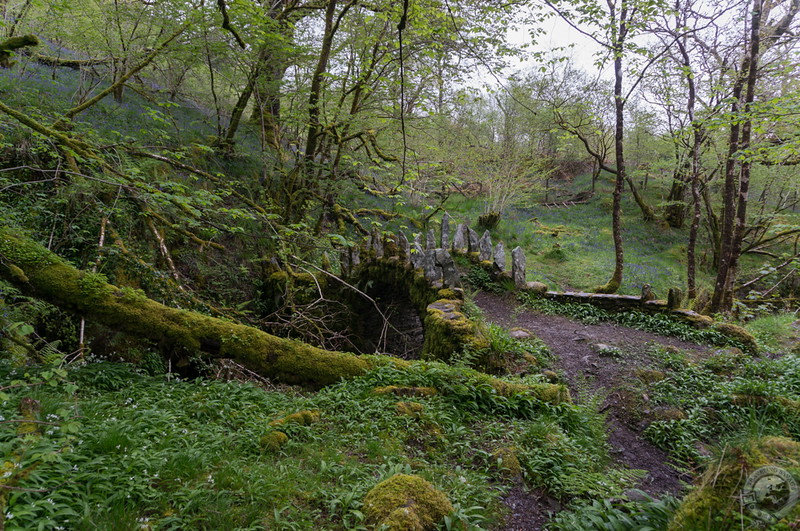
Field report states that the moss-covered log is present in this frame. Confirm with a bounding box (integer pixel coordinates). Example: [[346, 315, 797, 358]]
[[0, 35, 39, 68], [0, 227, 570, 403], [0, 227, 370, 387]]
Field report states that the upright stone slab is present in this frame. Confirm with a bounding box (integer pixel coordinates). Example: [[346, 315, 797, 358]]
[[426, 229, 436, 250], [441, 212, 451, 249], [422, 249, 442, 282], [371, 228, 384, 258], [398, 231, 410, 262], [340, 249, 351, 275], [350, 246, 360, 268], [410, 241, 424, 269], [493, 242, 506, 271], [383, 233, 397, 258], [435, 249, 460, 288], [511, 246, 526, 288], [478, 230, 492, 261], [468, 228, 480, 253], [452, 224, 468, 252]]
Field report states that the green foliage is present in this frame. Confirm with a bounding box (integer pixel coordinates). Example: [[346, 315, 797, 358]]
[[465, 266, 512, 294], [548, 492, 681, 530], [518, 292, 745, 349], [0, 359, 608, 529], [635, 346, 800, 465]]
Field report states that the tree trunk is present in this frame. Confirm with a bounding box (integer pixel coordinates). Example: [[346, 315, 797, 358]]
[[664, 163, 688, 228], [597, 4, 628, 294], [625, 175, 656, 221], [0, 227, 568, 403], [711, 0, 762, 313]]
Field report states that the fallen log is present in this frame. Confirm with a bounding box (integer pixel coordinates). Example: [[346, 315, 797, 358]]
[[0, 227, 569, 403]]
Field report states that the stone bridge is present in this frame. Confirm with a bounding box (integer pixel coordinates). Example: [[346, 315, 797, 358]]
[[340, 213, 746, 362]]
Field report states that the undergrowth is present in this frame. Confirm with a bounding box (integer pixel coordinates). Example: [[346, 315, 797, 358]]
[[518, 292, 744, 350], [0, 360, 640, 530], [640, 346, 800, 464]]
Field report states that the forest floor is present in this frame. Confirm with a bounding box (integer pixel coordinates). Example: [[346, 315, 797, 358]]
[[473, 292, 715, 530]]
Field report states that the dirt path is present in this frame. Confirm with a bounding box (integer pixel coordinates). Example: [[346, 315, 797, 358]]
[[474, 292, 712, 530]]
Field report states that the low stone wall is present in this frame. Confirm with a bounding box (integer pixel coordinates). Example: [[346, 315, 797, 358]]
[[539, 290, 713, 328]]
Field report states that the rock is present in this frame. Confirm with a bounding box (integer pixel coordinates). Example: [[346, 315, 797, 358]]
[[526, 281, 547, 294], [398, 231, 410, 261], [452, 223, 468, 252], [422, 249, 441, 282], [541, 370, 559, 383], [435, 249, 460, 288], [410, 240, 424, 269], [493, 242, 506, 271], [260, 431, 288, 452], [363, 474, 454, 530], [383, 234, 398, 258], [441, 212, 450, 249], [509, 328, 532, 339], [340, 249, 351, 275], [712, 323, 758, 354], [667, 287, 683, 309], [511, 246, 526, 288], [395, 401, 424, 417], [371, 227, 384, 258], [640, 283, 656, 302], [478, 230, 492, 261], [426, 229, 436, 250], [350, 246, 360, 267], [468, 228, 480, 253], [622, 489, 653, 503], [492, 448, 522, 477]]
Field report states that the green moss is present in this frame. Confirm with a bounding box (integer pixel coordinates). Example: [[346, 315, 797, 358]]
[[712, 323, 758, 354], [526, 281, 548, 295], [269, 410, 321, 427], [259, 431, 288, 452], [363, 474, 453, 530], [7, 264, 28, 283], [669, 436, 800, 530], [372, 386, 438, 397], [437, 288, 460, 300], [492, 447, 522, 477], [635, 369, 666, 384], [395, 401, 424, 417]]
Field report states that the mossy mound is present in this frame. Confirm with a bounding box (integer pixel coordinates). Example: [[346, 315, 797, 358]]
[[259, 431, 288, 452], [712, 323, 758, 354], [669, 436, 800, 530], [363, 474, 453, 530], [269, 410, 321, 427], [396, 401, 424, 417], [372, 386, 438, 397], [492, 447, 522, 477], [635, 368, 666, 384]]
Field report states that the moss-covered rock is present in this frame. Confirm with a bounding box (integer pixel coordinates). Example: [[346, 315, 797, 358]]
[[422, 299, 486, 362], [372, 386, 438, 397], [363, 474, 453, 530], [712, 323, 758, 354], [635, 369, 666, 384], [525, 281, 548, 295], [395, 401, 424, 417], [259, 431, 288, 452], [669, 436, 800, 530], [492, 447, 522, 477], [269, 410, 320, 427]]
